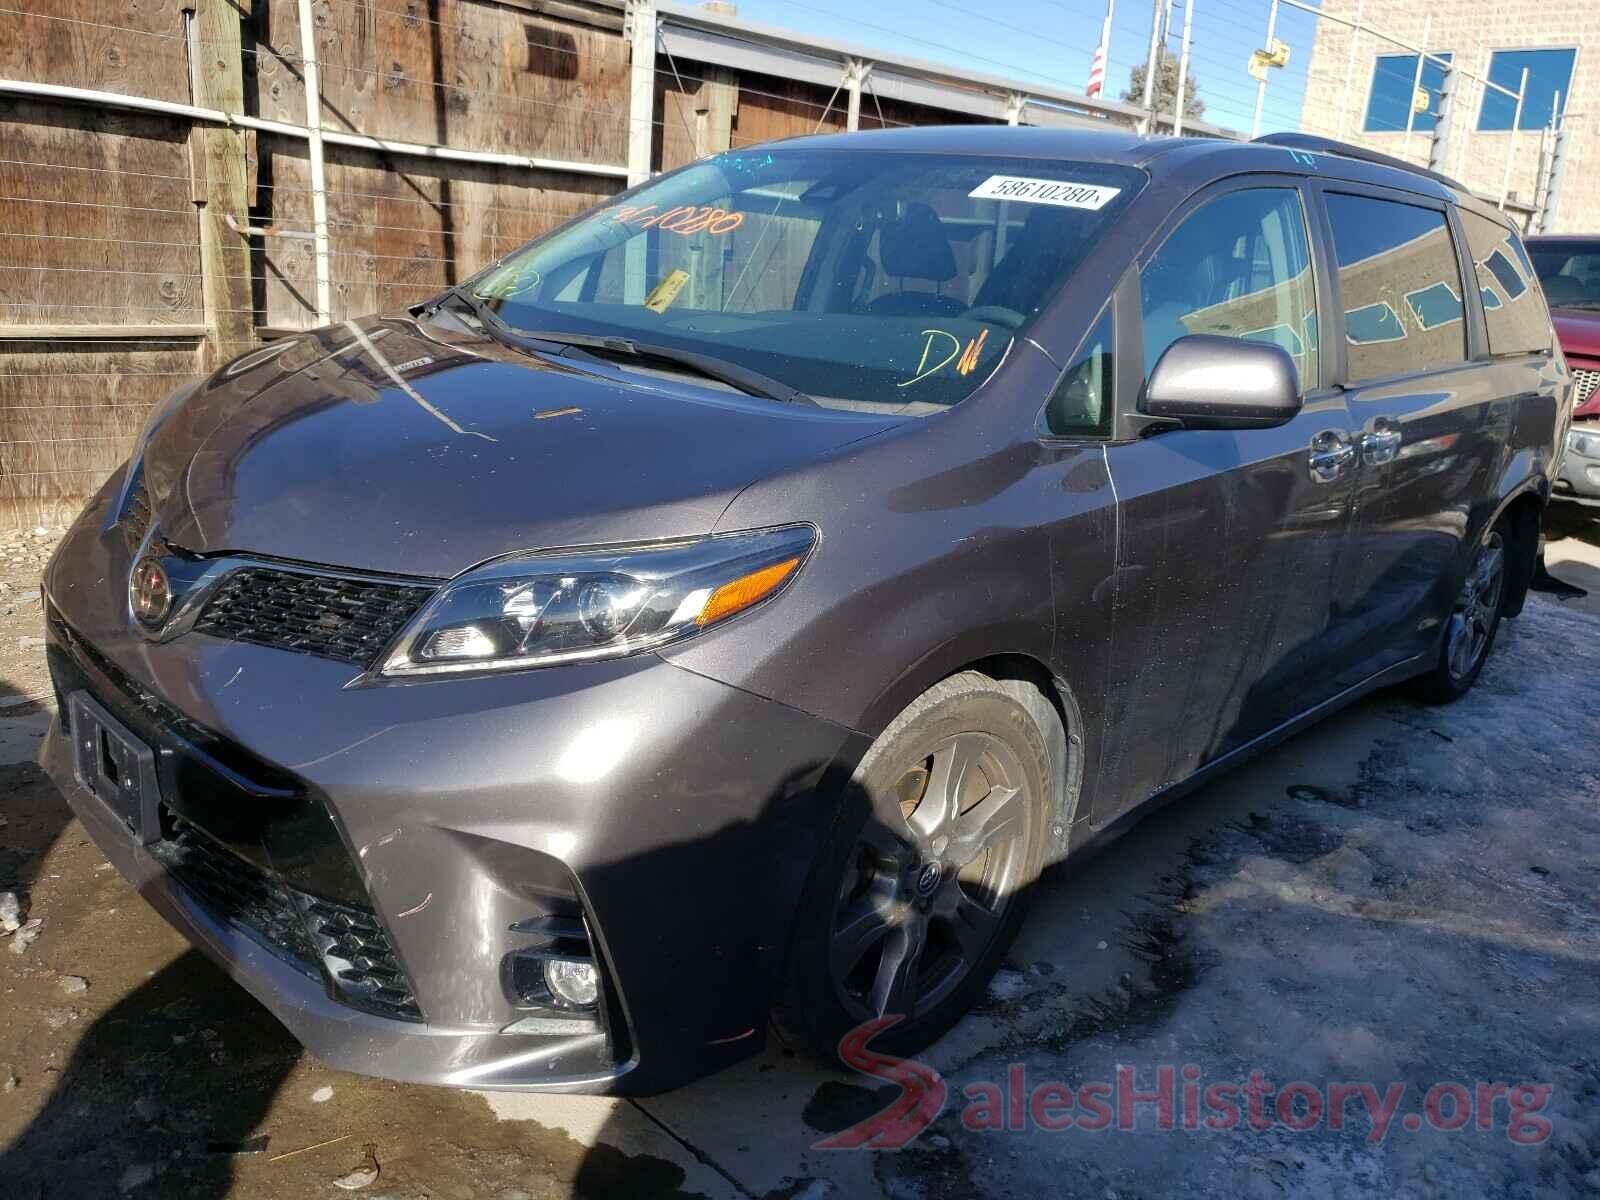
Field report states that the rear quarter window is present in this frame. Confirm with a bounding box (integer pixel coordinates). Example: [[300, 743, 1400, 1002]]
[[1461, 212, 1552, 356]]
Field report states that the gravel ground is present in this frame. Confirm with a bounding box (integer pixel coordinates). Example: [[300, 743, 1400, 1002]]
[[0, 521, 1596, 1199], [0, 524, 58, 709]]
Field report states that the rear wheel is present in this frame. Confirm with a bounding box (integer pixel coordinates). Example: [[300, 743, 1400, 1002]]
[[1411, 519, 1508, 704], [779, 672, 1056, 1062]]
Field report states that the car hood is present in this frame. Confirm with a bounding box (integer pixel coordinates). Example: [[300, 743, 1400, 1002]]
[[1552, 308, 1600, 359], [141, 316, 898, 578]]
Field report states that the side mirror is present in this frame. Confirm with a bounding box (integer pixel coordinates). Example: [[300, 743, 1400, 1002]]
[[1142, 334, 1302, 430]]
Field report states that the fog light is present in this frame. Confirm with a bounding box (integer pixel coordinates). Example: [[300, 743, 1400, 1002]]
[[544, 958, 599, 1007]]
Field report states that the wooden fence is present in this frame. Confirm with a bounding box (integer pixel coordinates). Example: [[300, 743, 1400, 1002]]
[[0, 0, 1151, 527]]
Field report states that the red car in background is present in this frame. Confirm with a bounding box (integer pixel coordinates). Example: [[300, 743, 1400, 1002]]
[[1527, 236, 1600, 420], [1527, 236, 1600, 508]]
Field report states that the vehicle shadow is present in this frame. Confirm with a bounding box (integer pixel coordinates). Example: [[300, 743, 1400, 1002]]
[[0, 950, 301, 1198], [0, 686, 302, 1198]]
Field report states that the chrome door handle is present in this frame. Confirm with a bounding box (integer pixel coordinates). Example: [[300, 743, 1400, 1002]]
[[1308, 432, 1355, 483], [1360, 428, 1403, 466]]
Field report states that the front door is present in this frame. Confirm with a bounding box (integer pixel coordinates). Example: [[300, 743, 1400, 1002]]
[[1095, 179, 1358, 823]]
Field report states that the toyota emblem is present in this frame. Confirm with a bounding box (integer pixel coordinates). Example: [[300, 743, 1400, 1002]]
[[129, 556, 172, 626]]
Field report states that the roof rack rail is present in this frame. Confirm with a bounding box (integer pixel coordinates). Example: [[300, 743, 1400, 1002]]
[[1251, 132, 1468, 193]]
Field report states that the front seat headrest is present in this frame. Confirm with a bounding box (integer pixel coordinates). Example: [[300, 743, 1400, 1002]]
[[878, 202, 958, 283]]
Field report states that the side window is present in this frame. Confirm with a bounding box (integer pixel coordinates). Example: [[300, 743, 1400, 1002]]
[[1139, 188, 1318, 392], [1324, 193, 1466, 383], [1460, 211, 1552, 356], [1044, 309, 1113, 437]]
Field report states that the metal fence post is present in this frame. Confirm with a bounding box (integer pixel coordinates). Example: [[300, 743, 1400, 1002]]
[[295, 0, 333, 324], [1428, 61, 1456, 174], [626, 0, 657, 188], [846, 60, 867, 131], [1538, 120, 1571, 233], [1401, 15, 1430, 162], [1499, 66, 1529, 210], [1337, 0, 1365, 139]]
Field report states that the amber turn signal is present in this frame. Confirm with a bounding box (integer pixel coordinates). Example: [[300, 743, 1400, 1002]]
[[696, 557, 801, 626]]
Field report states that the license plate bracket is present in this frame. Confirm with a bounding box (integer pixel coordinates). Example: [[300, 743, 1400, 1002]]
[[68, 691, 161, 844]]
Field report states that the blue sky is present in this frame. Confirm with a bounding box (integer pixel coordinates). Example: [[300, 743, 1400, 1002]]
[[732, 0, 1320, 135]]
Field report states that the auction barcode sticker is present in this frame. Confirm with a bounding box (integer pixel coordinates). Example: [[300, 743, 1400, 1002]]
[[968, 175, 1121, 210]]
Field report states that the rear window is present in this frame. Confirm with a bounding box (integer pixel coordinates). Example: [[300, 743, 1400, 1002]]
[[1527, 239, 1600, 315], [467, 151, 1145, 412], [1462, 213, 1551, 356], [1324, 193, 1466, 383]]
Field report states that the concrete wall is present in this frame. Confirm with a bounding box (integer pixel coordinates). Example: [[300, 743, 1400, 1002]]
[[1299, 0, 1598, 232]]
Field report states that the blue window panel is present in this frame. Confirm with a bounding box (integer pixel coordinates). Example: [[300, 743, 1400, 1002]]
[[1303, 310, 1318, 352], [1345, 302, 1406, 344], [1478, 48, 1575, 131], [1406, 281, 1463, 329], [1485, 249, 1527, 299], [1364, 52, 1453, 133], [1481, 287, 1503, 311]]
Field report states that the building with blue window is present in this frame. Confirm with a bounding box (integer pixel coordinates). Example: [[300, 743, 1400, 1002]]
[[1300, 3, 1595, 232]]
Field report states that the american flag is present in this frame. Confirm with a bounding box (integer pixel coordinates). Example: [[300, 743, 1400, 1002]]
[[1085, 16, 1112, 98]]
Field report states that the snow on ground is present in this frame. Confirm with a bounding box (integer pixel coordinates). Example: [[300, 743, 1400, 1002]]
[[1, 580, 1596, 1197]]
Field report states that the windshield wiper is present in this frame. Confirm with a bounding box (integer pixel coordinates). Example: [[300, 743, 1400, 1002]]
[[509, 329, 817, 407], [428, 291, 815, 406]]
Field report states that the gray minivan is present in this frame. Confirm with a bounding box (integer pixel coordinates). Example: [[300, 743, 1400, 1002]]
[[41, 128, 1568, 1094]]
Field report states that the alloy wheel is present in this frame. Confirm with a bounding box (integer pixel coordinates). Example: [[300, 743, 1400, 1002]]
[[1445, 530, 1505, 682], [829, 731, 1032, 1023]]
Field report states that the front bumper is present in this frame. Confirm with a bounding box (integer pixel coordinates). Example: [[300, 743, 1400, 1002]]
[[41, 483, 860, 1093], [1555, 425, 1600, 504]]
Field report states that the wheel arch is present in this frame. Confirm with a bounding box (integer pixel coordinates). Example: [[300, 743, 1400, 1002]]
[[1488, 478, 1549, 619], [856, 640, 1087, 862]]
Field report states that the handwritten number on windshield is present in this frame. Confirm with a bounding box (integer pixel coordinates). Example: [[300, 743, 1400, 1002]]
[[607, 205, 745, 236]]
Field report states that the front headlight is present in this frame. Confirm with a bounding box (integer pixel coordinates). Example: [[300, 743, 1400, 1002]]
[[378, 525, 815, 677], [1569, 428, 1596, 458]]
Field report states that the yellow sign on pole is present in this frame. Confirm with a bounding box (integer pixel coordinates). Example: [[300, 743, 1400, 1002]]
[[1247, 40, 1290, 82]]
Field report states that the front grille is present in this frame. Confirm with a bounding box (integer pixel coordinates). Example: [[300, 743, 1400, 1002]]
[[1574, 367, 1600, 407], [120, 469, 152, 551], [299, 898, 422, 1019], [152, 819, 423, 1022], [47, 605, 425, 1023], [149, 821, 320, 981], [192, 567, 435, 667]]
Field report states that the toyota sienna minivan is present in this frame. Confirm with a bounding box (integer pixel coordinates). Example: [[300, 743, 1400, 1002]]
[[41, 128, 1568, 1094]]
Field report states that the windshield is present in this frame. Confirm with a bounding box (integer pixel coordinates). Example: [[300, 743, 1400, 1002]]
[[465, 150, 1144, 411], [1529, 241, 1600, 310]]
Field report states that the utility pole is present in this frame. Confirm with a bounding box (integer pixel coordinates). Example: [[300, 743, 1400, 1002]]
[[1250, 0, 1280, 139], [1172, 0, 1194, 137], [1139, 0, 1163, 132]]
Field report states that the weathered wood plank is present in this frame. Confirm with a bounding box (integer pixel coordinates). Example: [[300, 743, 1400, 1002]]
[[191, 0, 259, 368]]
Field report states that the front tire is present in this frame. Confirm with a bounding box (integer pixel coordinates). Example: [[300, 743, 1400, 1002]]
[[1411, 518, 1509, 704], [778, 671, 1057, 1063]]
